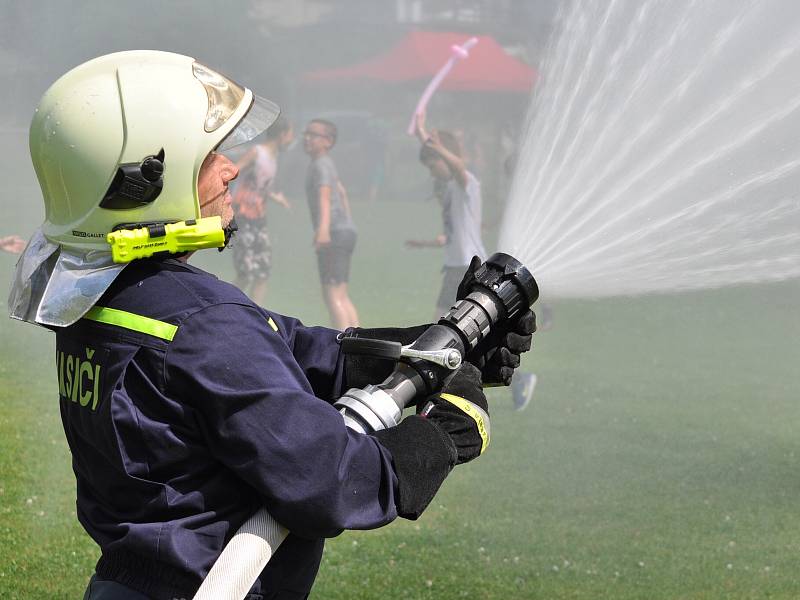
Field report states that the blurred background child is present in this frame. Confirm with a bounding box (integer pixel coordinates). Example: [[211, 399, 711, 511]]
[[231, 116, 294, 305]]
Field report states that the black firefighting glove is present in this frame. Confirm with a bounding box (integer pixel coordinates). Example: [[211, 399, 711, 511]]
[[372, 363, 488, 519], [341, 325, 430, 390], [457, 255, 537, 386], [421, 362, 489, 465]]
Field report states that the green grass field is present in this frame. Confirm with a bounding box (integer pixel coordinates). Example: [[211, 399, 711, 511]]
[[1, 198, 799, 599]]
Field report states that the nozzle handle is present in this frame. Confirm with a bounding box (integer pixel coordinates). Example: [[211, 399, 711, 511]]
[[340, 337, 402, 360]]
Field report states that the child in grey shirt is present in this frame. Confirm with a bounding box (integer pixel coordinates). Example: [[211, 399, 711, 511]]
[[406, 112, 487, 316], [303, 118, 360, 329]]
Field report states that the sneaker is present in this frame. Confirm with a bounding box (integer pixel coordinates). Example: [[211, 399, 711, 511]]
[[511, 372, 537, 411]]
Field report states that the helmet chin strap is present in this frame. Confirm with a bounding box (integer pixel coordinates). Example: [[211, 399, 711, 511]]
[[219, 216, 238, 252]]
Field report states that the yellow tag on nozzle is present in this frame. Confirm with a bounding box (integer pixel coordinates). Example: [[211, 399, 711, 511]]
[[107, 217, 226, 263]]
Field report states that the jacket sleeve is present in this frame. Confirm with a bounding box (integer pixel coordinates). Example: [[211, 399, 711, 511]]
[[163, 302, 399, 539], [264, 311, 433, 401], [265, 310, 347, 402]]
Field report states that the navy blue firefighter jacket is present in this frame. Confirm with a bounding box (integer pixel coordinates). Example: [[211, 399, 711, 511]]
[[55, 258, 401, 599]]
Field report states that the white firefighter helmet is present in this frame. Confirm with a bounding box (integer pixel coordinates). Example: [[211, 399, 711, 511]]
[[9, 50, 280, 327], [31, 49, 279, 251]]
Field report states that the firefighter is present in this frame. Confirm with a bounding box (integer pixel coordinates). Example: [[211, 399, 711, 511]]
[[8, 51, 534, 600]]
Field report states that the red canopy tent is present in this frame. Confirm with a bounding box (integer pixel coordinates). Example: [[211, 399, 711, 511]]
[[303, 30, 535, 92]]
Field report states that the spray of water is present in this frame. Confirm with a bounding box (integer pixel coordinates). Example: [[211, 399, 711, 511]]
[[500, 0, 800, 298]]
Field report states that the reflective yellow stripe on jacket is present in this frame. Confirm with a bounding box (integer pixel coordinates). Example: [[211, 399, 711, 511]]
[[83, 306, 178, 341]]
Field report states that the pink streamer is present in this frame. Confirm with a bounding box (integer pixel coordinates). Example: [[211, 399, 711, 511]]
[[407, 37, 479, 135]]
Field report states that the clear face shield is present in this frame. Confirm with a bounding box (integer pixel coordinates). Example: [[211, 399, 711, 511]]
[[8, 67, 280, 328], [210, 95, 283, 245], [219, 96, 282, 153], [193, 61, 281, 153]]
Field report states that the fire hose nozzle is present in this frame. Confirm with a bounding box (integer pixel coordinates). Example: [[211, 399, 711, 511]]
[[334, 252, 538, 435]]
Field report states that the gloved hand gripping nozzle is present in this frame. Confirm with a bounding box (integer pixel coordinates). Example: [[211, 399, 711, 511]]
[[334, 252, 539, 434]]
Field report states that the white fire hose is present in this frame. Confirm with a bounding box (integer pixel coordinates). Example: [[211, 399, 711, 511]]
[[192, 507, 288, 600]]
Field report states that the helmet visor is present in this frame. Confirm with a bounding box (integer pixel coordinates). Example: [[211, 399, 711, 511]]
[[217, 95, 281, 152]]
